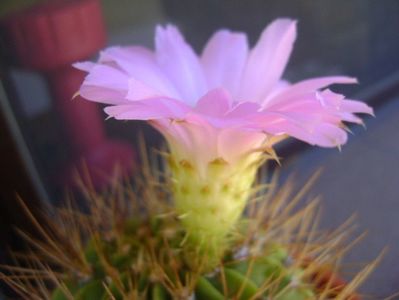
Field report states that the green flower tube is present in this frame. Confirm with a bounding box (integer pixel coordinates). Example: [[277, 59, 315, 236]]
[[169, 151, 264, 267]]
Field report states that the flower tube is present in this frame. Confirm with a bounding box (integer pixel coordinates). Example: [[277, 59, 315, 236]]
[[75, 19, 372, 266]]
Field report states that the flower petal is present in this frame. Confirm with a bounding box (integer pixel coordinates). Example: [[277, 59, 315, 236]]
[[152, 117, 219, 175], [104, 97, 190, 120], [75, 21, 373, 158], [239, 19, 297, 102], [227, 102, 260, 118], [73, 61, 96, 72], [79, 85, 128, 104], [126, 78, 162, 101], [201, 30, 248, 97], [341, 99, 374, 115], [218, 128, 265, 162], [264, 76, 357, 107], [77, 64, 130, 104], [155, 25, 207, 105], [310, 123, 348, 147], [194, 88, 232, 117], [99, 46, 180, 99]]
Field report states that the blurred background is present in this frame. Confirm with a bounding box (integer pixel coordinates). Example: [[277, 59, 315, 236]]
[[0, 0, 399, 298]]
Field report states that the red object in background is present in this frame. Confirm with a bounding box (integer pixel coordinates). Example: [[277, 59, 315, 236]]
[[2, 0, 135, 190]]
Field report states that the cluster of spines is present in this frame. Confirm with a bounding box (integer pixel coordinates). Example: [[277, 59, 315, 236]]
[[0, 159, 377, 299], [50, 215, 315, 300]]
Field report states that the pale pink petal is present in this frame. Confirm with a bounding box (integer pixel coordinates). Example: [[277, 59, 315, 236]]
[[80, 64, 128, 90], [310, 123, 348, 147], [341, 99, 374, 115], [201, 30, 248, 97], [175, 117, 219, 167], [155, 25, 207, 105], [264, 80, 291, 102], [316, 89, 344, 108], [239, 19, 297, 102], [194, 89, 232, 117], [104, 97, 190, 120], [126, 78, 162, 101], [218, 128, 265, 162], [264, 76, 357, 107], [77, 64, 129, 104], [264, 94, 342, 125], [152, 117, 219, 175], [246, 111, 335, 147], [317, 89, 373, 119], [194, 93, 260, 129], [99, 46, 180, 98], [338, 112, 363, 124], [247, 110, 348, 147], [256, 119, 315, 144], [227, 102, 260, 118], [79, 85, 128, 104], [269, 121, 347, 147], [73, 61, 96, 72]]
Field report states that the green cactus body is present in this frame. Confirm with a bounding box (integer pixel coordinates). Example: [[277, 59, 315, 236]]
[[52, 280, 105, 300], [195, 277, 225, 300], [169, 154, 261, 268], [52, 282, 80, 300], [52, 213, 315, 300], [194, 245, 314, 300]]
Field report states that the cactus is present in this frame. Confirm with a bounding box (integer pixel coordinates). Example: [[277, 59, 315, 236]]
[[1, 164, 376, 299], [49, 215, 315, 300]]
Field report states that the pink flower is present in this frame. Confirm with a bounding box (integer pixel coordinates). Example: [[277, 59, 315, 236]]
[[74, 19, 372, 170], [75, 20, 374, 259]]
